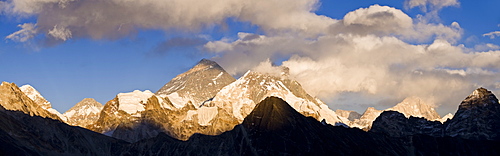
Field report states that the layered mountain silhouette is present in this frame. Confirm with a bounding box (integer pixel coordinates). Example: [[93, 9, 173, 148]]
[[1, 59, 500, 155], [1, 96, 500, 155]]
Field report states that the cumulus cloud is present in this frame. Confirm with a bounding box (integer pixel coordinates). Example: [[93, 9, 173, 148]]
[[329, 5, 462, 43], [206, 5, 500, 114], [3, 0, 333, 43]]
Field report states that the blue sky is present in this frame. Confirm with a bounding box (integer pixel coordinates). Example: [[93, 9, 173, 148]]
[[1, 0, 499, 115]]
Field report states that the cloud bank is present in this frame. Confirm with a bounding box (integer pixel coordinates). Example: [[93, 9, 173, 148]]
[[204, 4, 499, 114], [3, 0, 332, 42], [3, 0, 499, 114]]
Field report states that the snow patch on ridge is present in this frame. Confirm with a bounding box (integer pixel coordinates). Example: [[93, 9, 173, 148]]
[[167, 92, 189, 108], [117, 90, 154, 114]]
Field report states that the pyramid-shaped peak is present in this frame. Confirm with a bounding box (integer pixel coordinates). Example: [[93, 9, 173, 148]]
[[197, 58, 219, 66], [76, 98, 102, 107], [460, 87, 499, 109], [242, 96, 300, 130], [156, 59, 236, 106], [469, 87, 494, 99], [191, 58, 224, 71]]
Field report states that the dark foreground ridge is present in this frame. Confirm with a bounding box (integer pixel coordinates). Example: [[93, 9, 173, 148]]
[[1, 96, 500, 155]]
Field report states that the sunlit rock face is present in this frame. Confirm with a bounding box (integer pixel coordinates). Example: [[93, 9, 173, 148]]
[[19, 84, 66, 120], [0, 82, 61, 121]]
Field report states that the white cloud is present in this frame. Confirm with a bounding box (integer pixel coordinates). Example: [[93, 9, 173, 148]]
[[483, 31, 500, 39], [5, 23, 37, 42], [328, 5, 462, 43]]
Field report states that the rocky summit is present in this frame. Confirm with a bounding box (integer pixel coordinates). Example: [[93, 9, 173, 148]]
[[156, 59, 236, 108]]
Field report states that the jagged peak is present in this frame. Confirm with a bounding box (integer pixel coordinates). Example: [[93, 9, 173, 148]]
[[388, 96, 440, 121], [468, 87, 495, 100], [460, 87, 499, 109]]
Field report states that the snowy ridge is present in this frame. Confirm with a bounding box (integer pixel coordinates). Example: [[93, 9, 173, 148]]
[[211, 70, 348, 125], [19, 84, 65, 120]]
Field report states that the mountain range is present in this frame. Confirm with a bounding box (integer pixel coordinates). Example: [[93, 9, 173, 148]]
[[1, 59, 499, 155]]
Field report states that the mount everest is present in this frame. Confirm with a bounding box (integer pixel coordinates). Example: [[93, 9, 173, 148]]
[[1, 59, 499, 155]]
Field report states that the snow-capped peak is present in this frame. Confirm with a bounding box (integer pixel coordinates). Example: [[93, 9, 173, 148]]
[[387, 96, 441, 121], [211, 70, 348, 125], [63, 98, 104, 127]]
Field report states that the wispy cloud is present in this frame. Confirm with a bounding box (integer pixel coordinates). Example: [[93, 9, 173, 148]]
[[483, 31, 500, 39]]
